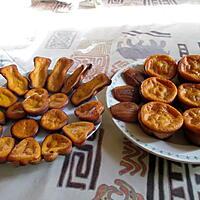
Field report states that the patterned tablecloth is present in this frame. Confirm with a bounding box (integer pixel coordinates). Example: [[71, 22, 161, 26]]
[[0, 4, 200, 200]]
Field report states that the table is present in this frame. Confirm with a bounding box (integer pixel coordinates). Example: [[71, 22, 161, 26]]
[[0, 2, 200, 200]]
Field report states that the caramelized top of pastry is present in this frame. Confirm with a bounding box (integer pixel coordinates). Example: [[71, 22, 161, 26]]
[[178, 55, 200, 82], [144, 54, 177, 79], [140, 77, 177, 103], [140, 101, 183, 133]]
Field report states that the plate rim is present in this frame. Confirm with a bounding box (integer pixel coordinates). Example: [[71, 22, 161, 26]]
[[106, 61, 200, 164]]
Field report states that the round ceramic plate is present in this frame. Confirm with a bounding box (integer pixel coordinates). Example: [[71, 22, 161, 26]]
[[106, 61, 200, 164], [1, 71, 101, 144]]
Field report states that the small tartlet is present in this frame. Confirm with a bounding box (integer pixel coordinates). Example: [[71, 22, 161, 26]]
[[140, 77, 177, 103], [138, 101, 183, 139], [178, 83, 200, 107], [178, 55, 200, 83], [144, 54, 177, 80]]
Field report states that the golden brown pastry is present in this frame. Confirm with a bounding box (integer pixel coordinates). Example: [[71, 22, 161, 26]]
[[49, 93, 68, 109], [139, 101, 183, 139], [24, 88, 48, 99], [29, 56, 51, 88], [62, 122, 94, 145], [0, 65, 28, 96], [0, 110, 6, 125], [0, 87, 17, 108], [74, 100, 104, 122], [7, 137, 41, 165], [144, 54, 177, 80], [0, 137, 15, 163], [71, 73, 111, 106], [40, 109, 68, 131], [110, 102, 139, 122], [178, 83, 200, 107], [6, 102, 26, 120], [112, 85, 140, 103], [183, 108, 200, 145], [140, 77, 177, 103], [178, 55, 200, 82], [61, 64, 92, 94], [42, 134, 72, 162], [22, 93, 49, 116], [47, 57, 74, 93], [11, 119, 39, 140]]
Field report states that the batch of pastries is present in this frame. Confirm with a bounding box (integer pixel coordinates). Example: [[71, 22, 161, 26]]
[[0, 56, 111, 165], [110, 54, 200, 145]]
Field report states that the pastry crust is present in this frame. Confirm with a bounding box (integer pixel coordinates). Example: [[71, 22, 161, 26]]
[[74, 100, 104, 122], [6, 102, 26, 120], [183, 108, 200, 135], [62, 122, 94, 145], [11, 119, 39, 139], [61, 64, 92, 94], [178, 55, 200, 82], [0, 111, 6, 125], [178, 83, 200, 107], [25, 88, 48, 99], [29, 56, 51, 88], [140, 77, 177, 103], [42, 134, 72, 162], [144, 54, 177, 79], [0, 137, 15, 163], [139, 102, 183, 136], [47, 57, 74, 93], [0, 65, 28, 96], [0, 87, 17, 108], [7, 137, 41, 165], [40, 109, 68, 131], [49, 93, 68, 109]]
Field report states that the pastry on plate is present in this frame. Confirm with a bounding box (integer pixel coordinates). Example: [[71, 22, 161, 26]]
[[6, 102, 26, 120], [138, 101, 183, 139], [140, 77, 177, 103], [183, 108, 200, 145], [25, 88, 48, 99], [49, 93, 68, 109], [178, 55, 200, 83], [0, 110, 6, 125], [178, 83, 200, 107], [144, 54, 177, 80], [42, 134, 72, 162]]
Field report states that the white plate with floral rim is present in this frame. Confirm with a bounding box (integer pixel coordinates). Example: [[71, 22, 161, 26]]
[[106, 61, 200, 164]]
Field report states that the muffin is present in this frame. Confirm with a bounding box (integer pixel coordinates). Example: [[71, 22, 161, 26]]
[[138, 101, 183, 139], [144, 54, 177, 80], [140, 77, 177, 103]]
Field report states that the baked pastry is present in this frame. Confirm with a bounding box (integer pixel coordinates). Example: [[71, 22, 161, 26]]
[[62, 122, 94, 145], [112, 85, 140, 103], [0, 65, 28, 96], [0, 110, 6, 125], [47, 57, 74, 93], [61, 64, 92, 94], [178, 83, 200, 107], [0, 87, 17, 108], [110, 102, 139, 122], [0, 137, 15, 163], [123, 68, 146, 87], [11, 119, 39, 140], [144, 54, 177, 79], [40, 109, 68, 131], [140, 77, 177, 103], [71, 73, 111, 106], [42, 134, 72, 162], [178, 55, 200, 82], [6, 102, 26, 120], [22, 93, 49, 116], [183, 108, 200, 145], [74, 100, 104, 122], [7, 137, 41, 165], [49, 93, 68, 109], [29, 56, 51, 88], [25, 88, 48, 99], [139, 101, 183, 139]]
